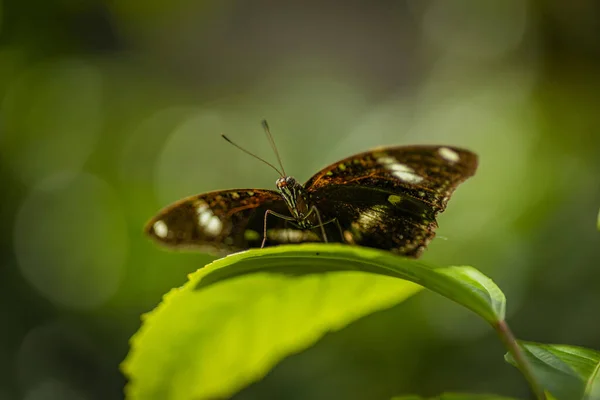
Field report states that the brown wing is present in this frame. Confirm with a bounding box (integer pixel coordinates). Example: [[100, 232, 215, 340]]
[[304, 145, 478, 257], [305, 145, 478, 213], [145, 189, 302, 255]]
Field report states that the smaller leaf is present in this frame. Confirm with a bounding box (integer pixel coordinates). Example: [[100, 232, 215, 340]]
[[391, 393, 520, 400], [505, 341, 600, 400]]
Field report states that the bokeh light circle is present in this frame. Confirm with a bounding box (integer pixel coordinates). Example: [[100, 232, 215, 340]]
[[17, 321, 99, 399], [23, 379, 88, 400], [14, 172, 128, 310], [413, 0, 529, 59], [119, 106, 198, 188], [154, 111, 228, 204], [0, 58, 103, 185]]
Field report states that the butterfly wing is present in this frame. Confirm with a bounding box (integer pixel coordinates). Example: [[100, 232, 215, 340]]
[[145, 189, 321, 255], [305, 145, 478, 257]]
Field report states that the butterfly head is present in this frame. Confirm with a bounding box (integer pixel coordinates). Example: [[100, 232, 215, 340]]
[[276, 176, 301, 201], [276, 176, 297, 189], [276, 176, 311, 222]]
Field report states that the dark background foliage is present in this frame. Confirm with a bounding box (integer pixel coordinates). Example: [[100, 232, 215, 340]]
[[1, 1, 599, 399]]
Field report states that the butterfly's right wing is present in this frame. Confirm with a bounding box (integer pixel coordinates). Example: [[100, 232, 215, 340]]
[[304, 145, 478, 257], [145, 189, 320, 255]]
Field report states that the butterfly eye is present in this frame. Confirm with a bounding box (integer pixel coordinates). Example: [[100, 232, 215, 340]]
[[286, 177, 296, 186]]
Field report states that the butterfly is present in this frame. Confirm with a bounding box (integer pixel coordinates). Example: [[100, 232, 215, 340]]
[[145, 121, 478, 258]]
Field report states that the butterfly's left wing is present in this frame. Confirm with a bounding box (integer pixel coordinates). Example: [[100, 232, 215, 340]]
[[146, 189, 322, 255], [305, 145, 478, 257]]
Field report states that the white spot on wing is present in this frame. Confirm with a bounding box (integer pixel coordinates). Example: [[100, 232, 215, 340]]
[[195, 202, 223, 237], [153, 220, 169, 238], [196, 201, 209, 213], [277, 229, 304, 242], [343, 230, 355, 244], [377, 156, 424, 184], [389, 163, 414, 173], [438, 147, 460, 163], [267, 229, 319, 242], [357, 206, 386, 229], [198, 211, 212, 226], [205, 216, 223, 236], [393, 170, 424, 184], [377, 156, 396, 165]]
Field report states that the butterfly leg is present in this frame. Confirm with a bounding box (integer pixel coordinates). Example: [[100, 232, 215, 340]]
[[261, 209, 296, 248], [334, 218, 344, 241], [304, 205, 329, 243], [315, 217, 344, 243]]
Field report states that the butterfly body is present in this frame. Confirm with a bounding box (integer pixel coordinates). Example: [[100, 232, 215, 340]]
[[275, 176, 318, 229], [146, 145, 478, 258]]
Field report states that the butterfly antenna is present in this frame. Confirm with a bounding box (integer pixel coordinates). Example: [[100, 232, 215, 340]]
[[261, 120, 287, 176], [221, 134, 284, 176]]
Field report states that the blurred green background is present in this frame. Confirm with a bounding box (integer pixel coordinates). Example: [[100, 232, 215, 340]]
[[1, 1, 599, 399]]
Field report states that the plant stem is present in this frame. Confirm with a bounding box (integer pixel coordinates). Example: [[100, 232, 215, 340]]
[[494, 320, 546, 400]]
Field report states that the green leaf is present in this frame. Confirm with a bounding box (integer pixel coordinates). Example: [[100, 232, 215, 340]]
[[505, 341, 600, 400], [194, 244, 505, 323], [122, 243, 506, 400], [391, 393, 520, 400]]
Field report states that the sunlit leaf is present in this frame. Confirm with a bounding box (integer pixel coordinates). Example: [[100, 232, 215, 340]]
[[194, 244, 506, 323], [123, 243, 506, 400], [505, 341, 600, 400]]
